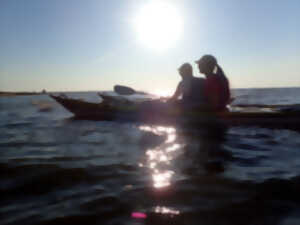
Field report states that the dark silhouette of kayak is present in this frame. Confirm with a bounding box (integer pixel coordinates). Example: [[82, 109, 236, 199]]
[[49, 94, 300, 131], [114, 85, 147, 95]]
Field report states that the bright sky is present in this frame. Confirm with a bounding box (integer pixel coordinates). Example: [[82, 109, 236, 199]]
[[0, 0, 299, 93]]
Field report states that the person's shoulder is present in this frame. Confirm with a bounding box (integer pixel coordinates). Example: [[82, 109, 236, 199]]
[[178, 80, 184, 86], [192, 77, 205, 88], [208, 75, 219, 81], [193, 76, 205, 82], [205, 75, 218, 87]]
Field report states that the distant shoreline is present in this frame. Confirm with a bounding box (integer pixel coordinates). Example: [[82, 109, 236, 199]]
[[0, 92, 46, 97]]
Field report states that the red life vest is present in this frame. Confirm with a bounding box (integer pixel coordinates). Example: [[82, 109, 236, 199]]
[[204, 74, 230, 111]]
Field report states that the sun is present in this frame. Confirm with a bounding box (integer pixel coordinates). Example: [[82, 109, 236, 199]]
[[133, 1, 183, 51]]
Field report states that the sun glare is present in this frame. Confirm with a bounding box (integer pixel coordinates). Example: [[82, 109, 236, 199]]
[[153, 89, 172, 98], [134, 1, 183, 51]]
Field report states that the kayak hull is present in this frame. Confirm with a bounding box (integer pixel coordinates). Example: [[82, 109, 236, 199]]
[[50, 95, 300, 130]]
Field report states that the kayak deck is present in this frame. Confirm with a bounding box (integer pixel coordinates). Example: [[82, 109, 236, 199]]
[[50, 95, 300, 130]]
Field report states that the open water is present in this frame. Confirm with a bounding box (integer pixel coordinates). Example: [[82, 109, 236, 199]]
[[1, 88, 300, 225]]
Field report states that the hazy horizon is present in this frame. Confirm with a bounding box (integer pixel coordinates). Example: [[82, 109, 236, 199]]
[[1, 0, 299, 94], [3, 86, 300, 95]]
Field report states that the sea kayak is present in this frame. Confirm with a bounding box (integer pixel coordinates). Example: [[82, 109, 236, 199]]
[[49, 94, 300, 130]]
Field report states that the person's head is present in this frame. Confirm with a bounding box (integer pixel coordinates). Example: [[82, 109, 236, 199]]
[[195, 55, 217, 75], [178, 63, 193, 79]]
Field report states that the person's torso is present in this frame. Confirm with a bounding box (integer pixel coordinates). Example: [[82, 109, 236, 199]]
[[181, 77, 206, 102], [205, 74, 230, 110]]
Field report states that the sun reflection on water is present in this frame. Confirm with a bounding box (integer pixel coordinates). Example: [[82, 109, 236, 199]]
[[152, 170, 174, 188], [139, 125, 182, 189], [154, 206, 180, 215]]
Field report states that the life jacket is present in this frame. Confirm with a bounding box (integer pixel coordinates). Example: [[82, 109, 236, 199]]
[[205, 74, 230, 111]]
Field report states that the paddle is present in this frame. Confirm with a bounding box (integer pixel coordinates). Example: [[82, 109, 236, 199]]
[[114, 85, 147, 95]]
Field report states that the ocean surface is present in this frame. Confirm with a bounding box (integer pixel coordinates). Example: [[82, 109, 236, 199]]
[[1, 88, 300, 225]]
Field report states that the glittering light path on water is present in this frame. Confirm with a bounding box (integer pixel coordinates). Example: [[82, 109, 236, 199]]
[[139, 126, 183, 189]]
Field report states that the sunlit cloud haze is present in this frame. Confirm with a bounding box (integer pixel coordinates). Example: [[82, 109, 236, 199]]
[[0, 0, 299, 92]]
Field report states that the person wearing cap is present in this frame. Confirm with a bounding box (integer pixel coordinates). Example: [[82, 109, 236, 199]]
[[195, 55, 231, 111], [140, 63, 207, 113], [168, 63, 206, 107]]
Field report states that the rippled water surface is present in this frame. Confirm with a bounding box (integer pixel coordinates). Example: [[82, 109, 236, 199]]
[[1, 88, 300, 225]]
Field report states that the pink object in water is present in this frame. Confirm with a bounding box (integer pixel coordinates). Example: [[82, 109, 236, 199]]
[[131, 212, 147, 219]]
